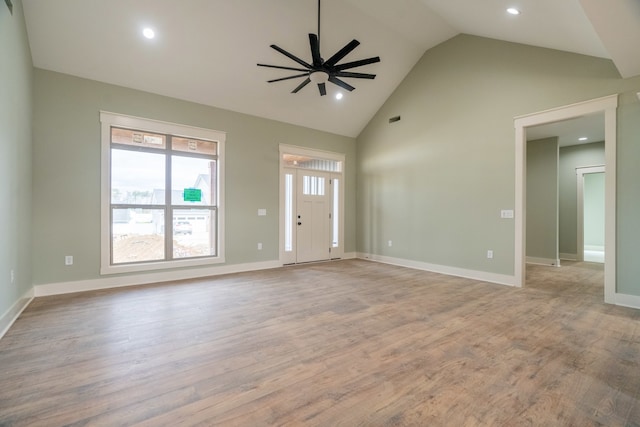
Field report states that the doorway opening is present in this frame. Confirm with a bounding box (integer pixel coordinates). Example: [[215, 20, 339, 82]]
[[577, 166, 605, 263], [279, 145, 345, 265], [514, 95, 617, 303]]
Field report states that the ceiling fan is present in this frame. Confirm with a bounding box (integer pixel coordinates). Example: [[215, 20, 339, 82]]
[[257, 0, 381, 96]]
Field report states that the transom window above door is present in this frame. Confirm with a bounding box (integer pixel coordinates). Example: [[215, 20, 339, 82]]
[[282, 153, 342, 172]]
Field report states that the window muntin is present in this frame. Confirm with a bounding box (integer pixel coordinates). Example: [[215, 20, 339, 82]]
[[101, 112, 225, 274]]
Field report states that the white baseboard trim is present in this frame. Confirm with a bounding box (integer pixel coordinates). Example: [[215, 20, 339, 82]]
[[34, 260, 283, 297], [526, 256, 560, 266], [560, 253, 578, 261], [0, 288, 35, 340], [342, 252, 357, 260], [356, 253, 517, 287], [614, 292, 640, 310]]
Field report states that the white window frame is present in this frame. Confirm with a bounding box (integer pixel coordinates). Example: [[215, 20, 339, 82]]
[[100, 111, 225, 274]]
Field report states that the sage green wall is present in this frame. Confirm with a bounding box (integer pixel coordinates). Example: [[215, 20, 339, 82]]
[[0, 0, 33, 317], [614, 94, 640, 295], [32, 69, 356, 285], [356, 34, 640, 296], [584, 172, 605, 249], [558, 141, 605, 257], [526, 138, 558, 262]]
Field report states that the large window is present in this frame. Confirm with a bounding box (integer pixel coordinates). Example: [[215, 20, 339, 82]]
[[101, 112, 225, 274]]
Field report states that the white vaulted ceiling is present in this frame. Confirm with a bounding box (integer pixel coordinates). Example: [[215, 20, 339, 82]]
[[21, 0, 640, 137]]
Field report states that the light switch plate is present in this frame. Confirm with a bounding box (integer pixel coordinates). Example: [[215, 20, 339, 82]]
[[258, 209, 267, 216], [501, 209, 514, 219]]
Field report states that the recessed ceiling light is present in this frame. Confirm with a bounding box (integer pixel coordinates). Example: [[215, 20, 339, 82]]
[[335, 93, 343, 100], [143, 28, 155, 39], [579, 137, 588, 141], [507, 8, 521, 15]]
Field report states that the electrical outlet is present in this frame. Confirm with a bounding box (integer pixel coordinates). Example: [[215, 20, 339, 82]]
[[10, 270, 15, 284], [487, 250, 493, 259], [257, 243, 263, 250], [65, 255, 73, 266], [388, 240, 393, 247]]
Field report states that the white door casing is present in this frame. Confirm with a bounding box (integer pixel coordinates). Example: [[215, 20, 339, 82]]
[[279, 145, 345, 265], [514, 94, 617, 303]]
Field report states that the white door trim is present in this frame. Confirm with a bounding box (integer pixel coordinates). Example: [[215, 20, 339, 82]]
[[576, 166, 605, 262], [514, 94, 618, 303], [278, 144, 345, 265]]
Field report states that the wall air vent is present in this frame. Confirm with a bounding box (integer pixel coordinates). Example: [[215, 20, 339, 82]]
[[388, 115, 401, 124]]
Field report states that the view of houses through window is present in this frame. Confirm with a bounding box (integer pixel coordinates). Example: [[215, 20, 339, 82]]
[[109, 126, 219, 265]]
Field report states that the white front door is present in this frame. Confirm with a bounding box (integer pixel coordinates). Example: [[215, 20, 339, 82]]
[[296, 171, 331, 263], [279, 145, 345, 265]]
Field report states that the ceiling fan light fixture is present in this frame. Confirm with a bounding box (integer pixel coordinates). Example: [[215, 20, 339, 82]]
[[257, 0, 380, 96], [310, 71, 329, 84]]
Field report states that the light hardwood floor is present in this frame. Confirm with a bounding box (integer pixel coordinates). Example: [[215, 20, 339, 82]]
[[1, 259, 638, 426]]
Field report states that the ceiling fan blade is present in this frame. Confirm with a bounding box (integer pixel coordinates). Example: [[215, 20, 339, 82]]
[[267, 73, 310, 83], [324, 39, 360, 67], [328, 75, 355, 92], [292, 77, 311, 93], [318, 82, 327, 96], [335, 71, 376, 79], [334, 56, 381, 71], [258, 63, 310, 72], [270, 44, 313, 69], [309, 34, 322, 67]]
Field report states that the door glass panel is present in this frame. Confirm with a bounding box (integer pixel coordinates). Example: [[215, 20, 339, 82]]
[[303, 175, 325, 196], [285, 173, 293, 252], [332, 178, 339, 248]]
